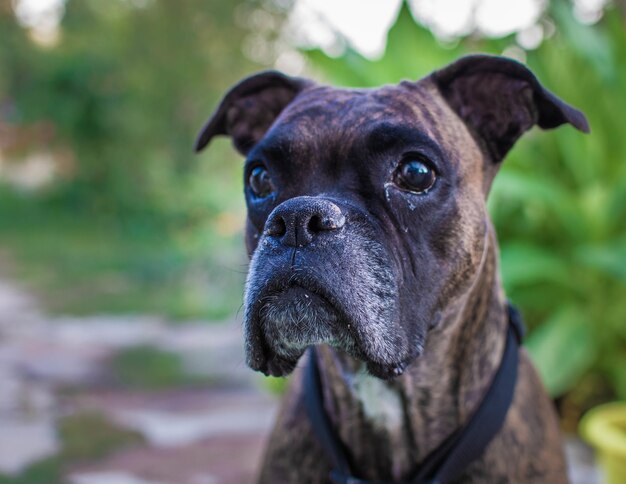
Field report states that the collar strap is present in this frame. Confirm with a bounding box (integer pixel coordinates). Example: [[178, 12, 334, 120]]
[[304, 303, 524, 484]]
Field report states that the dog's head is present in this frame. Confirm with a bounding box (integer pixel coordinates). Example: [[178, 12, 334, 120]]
[[196, 55, 588, 379]]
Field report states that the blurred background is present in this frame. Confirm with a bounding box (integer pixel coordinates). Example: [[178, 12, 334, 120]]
[[0, 0, 624, 482]]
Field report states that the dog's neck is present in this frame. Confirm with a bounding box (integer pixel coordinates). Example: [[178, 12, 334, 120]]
[[314, 228, 508, 481]]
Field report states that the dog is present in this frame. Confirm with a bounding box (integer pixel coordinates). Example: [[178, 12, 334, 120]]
[[196, 55, 589, 483]]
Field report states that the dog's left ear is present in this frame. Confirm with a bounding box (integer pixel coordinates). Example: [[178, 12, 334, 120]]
[[195, 71, 313, 155], [431, 55, 589, 162]]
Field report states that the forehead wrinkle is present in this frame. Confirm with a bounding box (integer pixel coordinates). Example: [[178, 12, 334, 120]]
[[390, 83, 470, 173], [272, 90, 391, 163], [420, 81, 487, 196], [259, 85, 461, 173], [391, 87, 441, 138], [364, 122, 443, 157], [280, 86, 370, 121], [250, 130, 293, 161], [422, 82, 482, 174], [365, 86, 447, 157]]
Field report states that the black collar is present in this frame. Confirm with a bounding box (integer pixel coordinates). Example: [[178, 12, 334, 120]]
[[304, 304, 525, 484]]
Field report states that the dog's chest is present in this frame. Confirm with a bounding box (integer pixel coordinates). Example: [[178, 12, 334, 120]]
[[350, 370, 404, 432], [345, 370, 415, 479]]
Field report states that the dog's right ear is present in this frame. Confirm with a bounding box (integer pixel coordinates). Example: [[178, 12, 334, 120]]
[[195, 71, 313, 155], [431, 55, 589, 163]]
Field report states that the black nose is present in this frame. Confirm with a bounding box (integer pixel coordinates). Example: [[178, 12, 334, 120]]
[[264, 197, 345, 247]]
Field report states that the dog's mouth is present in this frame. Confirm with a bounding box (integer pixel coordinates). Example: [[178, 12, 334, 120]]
[[247, 281, 352, 377], [244, 272, 415, 379], [242, 220, 420, 380], [260, 285, 342, 354]]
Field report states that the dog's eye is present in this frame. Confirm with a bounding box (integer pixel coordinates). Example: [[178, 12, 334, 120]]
[[395, 158, 436, 193], [248, 166, 274, 198]]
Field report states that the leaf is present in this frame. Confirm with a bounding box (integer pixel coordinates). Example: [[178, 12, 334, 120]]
[[607, 354, 626, 401], [490, 169, 574, 211], [490, 168, 587, 240], [303, 3, 466, 87], [525, 308, 597, 396], [575, 242, 626, 284], [550, 0, 617, 82], [500, 243, 572, 288]]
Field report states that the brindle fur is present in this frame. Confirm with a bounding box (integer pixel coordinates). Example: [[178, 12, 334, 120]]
[[196, 55, 589, 483]]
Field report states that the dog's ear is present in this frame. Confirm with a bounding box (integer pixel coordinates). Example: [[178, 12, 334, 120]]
[[431, 55, 589, 162], [195, 71, 313, 155]]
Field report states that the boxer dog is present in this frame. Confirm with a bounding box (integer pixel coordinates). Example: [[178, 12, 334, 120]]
[[196, 55, 588, 483]]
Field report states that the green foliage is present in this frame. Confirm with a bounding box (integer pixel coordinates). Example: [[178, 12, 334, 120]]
[[0, 411, 145, 484], [58, 411, 145, 462], [263, 375, 290, 395], [109, 345, 201, 389], [495, 4, 626, 403], [0, 0, 264, 216], [0, 188, 245, 320], [524, 308, 596, 396], [304, 3, 500, 86], [0, 0, 271, 319], [303, 2, 626, 404], [0, 457, 62, 484]]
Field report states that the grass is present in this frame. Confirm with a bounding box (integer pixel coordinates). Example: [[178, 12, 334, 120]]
[[108, 345, 207, 389], [0, 458, 62, 484], [263, 375, 290, 396], [0, 411, 146, 484], [0, 189, 247, 321], [58, 412, 146, 462]]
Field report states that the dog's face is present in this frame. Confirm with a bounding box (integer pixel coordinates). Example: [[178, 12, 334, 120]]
[[197, 55, 588, 379]]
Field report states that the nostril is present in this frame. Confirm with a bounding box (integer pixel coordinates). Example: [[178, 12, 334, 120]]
[[265, 216, 286, 237], [308, 212, 345, 233], [308, 214, 323, 234], [264, 198, 345, 247]]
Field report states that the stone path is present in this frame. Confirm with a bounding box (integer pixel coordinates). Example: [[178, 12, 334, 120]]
[[0, 275, 278, 483], [0, 274, 599, 483]]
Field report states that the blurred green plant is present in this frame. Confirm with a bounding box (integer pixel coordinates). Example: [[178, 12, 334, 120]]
[[0, 411, 145, 484], [497, 3, 626, 418], [303, 2, 626, 413], [263, 375, 290, 395], [0, 187, 246, 320], [109, 344, 204, 389], [0, 457, 62, 484], [0, 0, 278, 319], [0, 0, 265, 216], [58, 411, 145, 462]]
